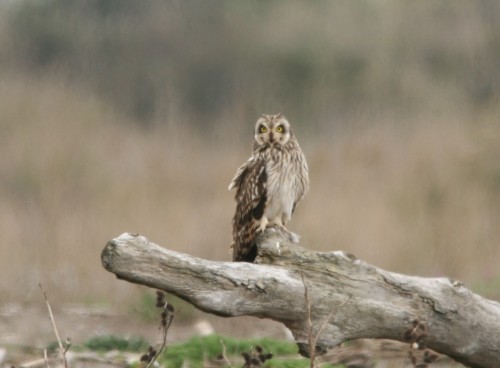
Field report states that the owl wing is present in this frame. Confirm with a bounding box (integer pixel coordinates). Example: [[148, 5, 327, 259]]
[[291, 149, 310, 214], [228, 156, 254, 191], [229, 156, 267, 262]]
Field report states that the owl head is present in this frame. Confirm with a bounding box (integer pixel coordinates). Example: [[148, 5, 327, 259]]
[[254, 113, 293, 146]]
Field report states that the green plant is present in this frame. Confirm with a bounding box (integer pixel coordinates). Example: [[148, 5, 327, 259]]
[[156, 334, 298, 368], [84, 335, 150, 352]]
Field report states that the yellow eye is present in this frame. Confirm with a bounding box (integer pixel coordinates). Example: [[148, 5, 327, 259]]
[[259, 126, 268, 133], [276, 125, 284, 133]]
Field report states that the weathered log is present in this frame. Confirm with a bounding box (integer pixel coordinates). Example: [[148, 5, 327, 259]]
[[101, 230, 500, 368]]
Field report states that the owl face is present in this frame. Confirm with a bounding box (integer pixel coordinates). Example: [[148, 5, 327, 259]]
[[254, 113, 292, 146]]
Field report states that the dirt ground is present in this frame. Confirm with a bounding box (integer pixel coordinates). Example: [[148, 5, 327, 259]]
[[0, 303, 288, 346], [1, 303, 464, 368], [0, 302, 291, 367]]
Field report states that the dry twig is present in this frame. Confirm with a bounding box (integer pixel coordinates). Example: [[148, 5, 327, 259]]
[[39, 283, 70, 368], [218, 339, 232, 367], [43, 348, 51, 368], [301, 274, 333, 368], [403, 319, 438, 367], [141, 291, 174, 368]]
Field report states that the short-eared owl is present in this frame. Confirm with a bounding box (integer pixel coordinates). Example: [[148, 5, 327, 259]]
[[228, 113, 309, 262]]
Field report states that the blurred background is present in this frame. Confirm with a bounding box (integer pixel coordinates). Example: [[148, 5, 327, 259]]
[[1, 0, 499, 323]]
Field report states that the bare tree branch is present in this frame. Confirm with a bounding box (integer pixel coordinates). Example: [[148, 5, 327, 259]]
[[101, 230, 500, 368]]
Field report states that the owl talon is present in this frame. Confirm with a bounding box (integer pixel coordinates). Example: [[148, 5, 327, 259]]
[[259, 217, 269, 232], [265, 223, 280, 231]]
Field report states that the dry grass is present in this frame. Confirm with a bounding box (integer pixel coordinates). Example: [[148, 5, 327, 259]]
[[1, 74, 499, 307], [302, 113, 500, 283]]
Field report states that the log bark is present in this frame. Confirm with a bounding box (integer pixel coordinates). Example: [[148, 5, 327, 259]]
[[101, 230, 500, 368]]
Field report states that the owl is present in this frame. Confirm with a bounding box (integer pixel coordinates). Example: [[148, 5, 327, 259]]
[[228, 113, 309, 262]]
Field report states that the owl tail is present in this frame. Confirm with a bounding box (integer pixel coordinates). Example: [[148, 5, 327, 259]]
[[232, 205, 263, 262], [232, 241, 258, 262], [232, 224, 260, 262]]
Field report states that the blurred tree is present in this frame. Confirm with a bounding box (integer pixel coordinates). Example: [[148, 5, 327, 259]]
[[4, 0, 500, 127]]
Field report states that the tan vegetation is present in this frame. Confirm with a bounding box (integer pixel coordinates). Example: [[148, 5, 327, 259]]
[[0, 1, 499, 309]]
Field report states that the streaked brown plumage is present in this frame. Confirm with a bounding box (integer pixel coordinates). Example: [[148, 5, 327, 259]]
[[228, 113, 309, 262]]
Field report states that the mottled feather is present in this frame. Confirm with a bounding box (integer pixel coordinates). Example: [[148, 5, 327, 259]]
[[229, 114, 309, 262], [229, 156, 267, 261]]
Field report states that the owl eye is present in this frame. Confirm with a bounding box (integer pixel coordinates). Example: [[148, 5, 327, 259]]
[[259, 125, 268, 133], [275, 125, 284, 133]]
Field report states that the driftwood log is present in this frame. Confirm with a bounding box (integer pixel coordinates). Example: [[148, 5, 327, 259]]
[[101, 230, 500, 368]]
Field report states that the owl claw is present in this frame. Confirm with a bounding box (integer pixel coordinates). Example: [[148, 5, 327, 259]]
[[259, 217, 269, 232]]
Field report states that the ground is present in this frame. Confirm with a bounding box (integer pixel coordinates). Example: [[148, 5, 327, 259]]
[[1, 303, 464, 367]]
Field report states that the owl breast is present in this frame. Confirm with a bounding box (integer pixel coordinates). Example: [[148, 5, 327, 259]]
[[264, 143, 308, 224]]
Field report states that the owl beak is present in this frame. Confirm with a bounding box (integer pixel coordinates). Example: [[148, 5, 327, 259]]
[[269, 132, 274, 143]]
